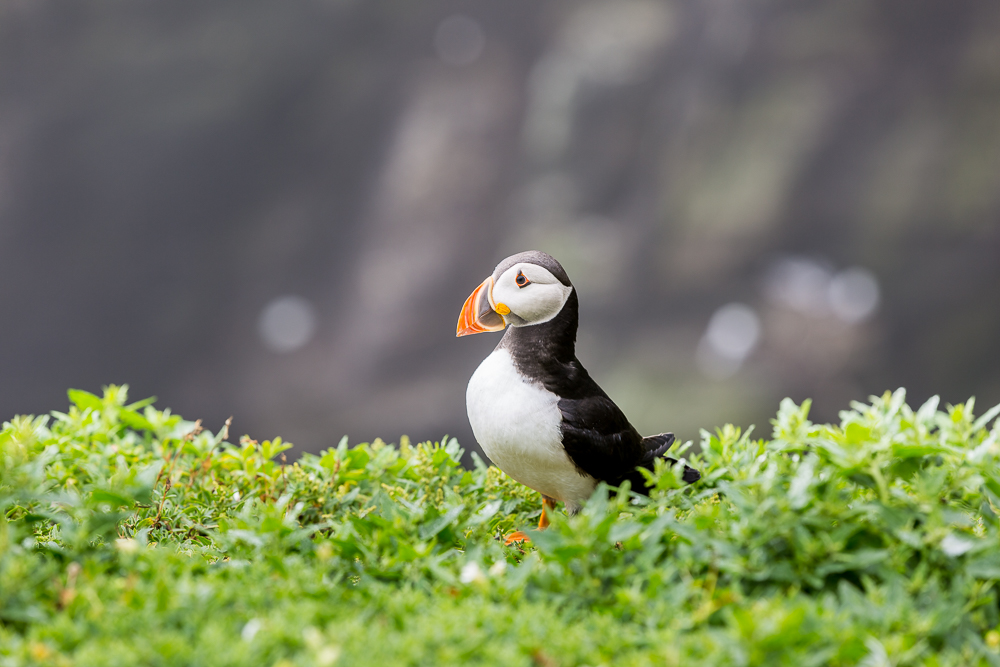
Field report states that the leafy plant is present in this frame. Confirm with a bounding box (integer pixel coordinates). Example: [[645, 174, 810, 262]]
[[2, 385, 1000, 665]]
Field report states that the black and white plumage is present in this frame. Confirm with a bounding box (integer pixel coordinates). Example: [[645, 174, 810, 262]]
[[457, 251, 699, 526]]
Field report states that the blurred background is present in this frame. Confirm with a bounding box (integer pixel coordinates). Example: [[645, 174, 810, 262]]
[[2, 0, 999, 459]]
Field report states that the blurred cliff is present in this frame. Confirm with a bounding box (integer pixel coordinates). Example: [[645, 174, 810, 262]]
[[1, 0, 998, 456]]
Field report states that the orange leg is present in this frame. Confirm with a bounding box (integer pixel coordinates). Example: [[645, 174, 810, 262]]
[[538, 496, 556, 529], [504, 496, 557, 545]]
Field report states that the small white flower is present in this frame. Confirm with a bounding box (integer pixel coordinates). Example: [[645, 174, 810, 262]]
[[858, 637, 890, 667], [303, 627, 340, 666], [488, 561, 507, 577], [241, 618, 262, 642], [303, 627, 322, 646], [940, 533, 975, 557], [316, 646, 341, 667], [115, 538, 138, 554], [460, 562, 486, 584]]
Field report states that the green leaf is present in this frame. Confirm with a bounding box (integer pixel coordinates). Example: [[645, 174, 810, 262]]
[[344, 447, 369, 470], [419, 505, 463, 540], [916, 394, 940, 425], [966, 554, 1000, 579], [973, 401, 1000, 432], [120, 409, 155, 432], [90, 489, 134, 508], [844, 422, 871, 445], [68, 388, 103, 411], [125, 395, 158, 412], [891, 442, 948, 459]]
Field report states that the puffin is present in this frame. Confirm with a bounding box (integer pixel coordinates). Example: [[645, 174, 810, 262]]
[[457, 250, 699, 542]]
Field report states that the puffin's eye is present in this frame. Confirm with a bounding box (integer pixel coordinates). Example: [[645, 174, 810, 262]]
[[515, 271, 530, 288]]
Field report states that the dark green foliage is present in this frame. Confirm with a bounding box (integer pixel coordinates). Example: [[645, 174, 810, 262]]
[[3, 386, 1000, 665]]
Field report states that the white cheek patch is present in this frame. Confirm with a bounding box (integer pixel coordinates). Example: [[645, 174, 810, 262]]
[[512, 283, 572, 324], [493, 265, 573, 326]]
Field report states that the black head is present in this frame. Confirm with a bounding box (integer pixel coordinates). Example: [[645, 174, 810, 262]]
[[457, 250, 576, 336], [491, 250, 572, 288]]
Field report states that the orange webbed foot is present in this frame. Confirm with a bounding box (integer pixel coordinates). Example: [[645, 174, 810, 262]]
[[504, 531, 530, 545], [504, 497, 558, 545]]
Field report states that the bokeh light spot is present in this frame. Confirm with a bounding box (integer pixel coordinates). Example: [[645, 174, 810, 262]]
[[697, 303, 761, 379], [828, 267, 880, 323], [258, 296, 317, 353], [763, 257, 833, 316]]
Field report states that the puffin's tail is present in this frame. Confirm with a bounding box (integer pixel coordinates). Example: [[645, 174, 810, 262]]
[[618, 433, 700, 494]]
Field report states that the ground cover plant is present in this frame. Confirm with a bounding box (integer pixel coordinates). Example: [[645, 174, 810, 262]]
[[3, 386, 1000, 666]]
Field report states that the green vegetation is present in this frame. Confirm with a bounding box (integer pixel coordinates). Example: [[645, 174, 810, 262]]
[[3, 386, 1000, 665]]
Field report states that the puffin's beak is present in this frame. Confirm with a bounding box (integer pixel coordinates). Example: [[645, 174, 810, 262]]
[[457, 276, 506, 337]]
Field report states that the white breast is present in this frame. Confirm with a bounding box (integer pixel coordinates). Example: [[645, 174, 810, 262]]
[[466, 348, 596, 510]]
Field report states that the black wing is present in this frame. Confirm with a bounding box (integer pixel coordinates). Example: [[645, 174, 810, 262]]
[[555, 369, 701, 492], [505, 339, 651, 485], [498, 308, 699, 490], [557, 388, 648, 485], [616, 432, 701, 491]]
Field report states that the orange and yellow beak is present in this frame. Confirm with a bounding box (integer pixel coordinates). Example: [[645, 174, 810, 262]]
[[457, 276, 507, 337]]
